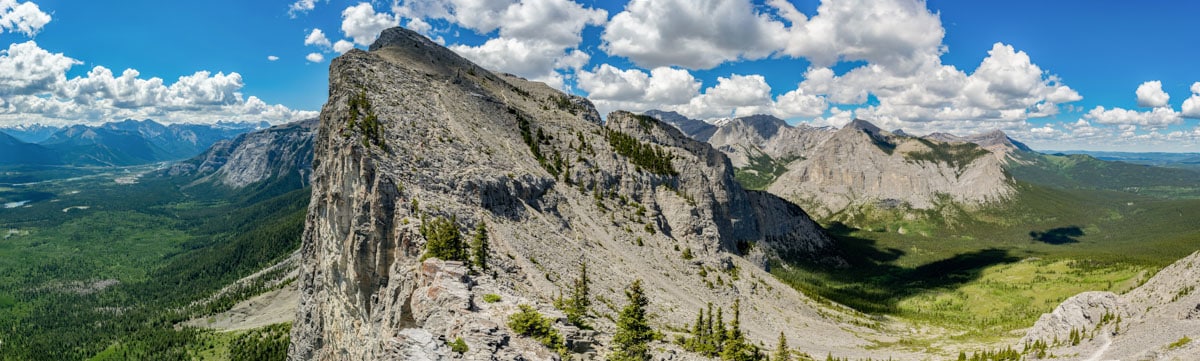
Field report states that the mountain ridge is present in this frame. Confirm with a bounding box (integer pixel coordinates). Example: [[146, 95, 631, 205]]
[[645, 111, 1019, 218], [287, 26, 905, 360]]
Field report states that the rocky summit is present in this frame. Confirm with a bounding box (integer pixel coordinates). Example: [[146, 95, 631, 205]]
[[287, 27, 886, 360]]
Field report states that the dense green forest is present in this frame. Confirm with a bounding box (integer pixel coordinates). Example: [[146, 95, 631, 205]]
[[0, 165, 306, 360]]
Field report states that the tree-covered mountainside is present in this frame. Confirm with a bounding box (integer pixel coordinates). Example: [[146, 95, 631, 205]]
[[1009, 151, 1200, 198], [0, 122, 310, 360]]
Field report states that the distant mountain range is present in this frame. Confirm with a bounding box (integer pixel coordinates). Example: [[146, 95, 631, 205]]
[[645, 110, 1200, 218], [0, 119, 268, 166], [1047, 150, 1200, 168], [644, 110, 1018, 218]]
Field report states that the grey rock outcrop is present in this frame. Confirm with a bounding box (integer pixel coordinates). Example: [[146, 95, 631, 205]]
[[767, 120, 1014, 218], [1022, 251, 1200, 360], [288, 27, 901, 360], [168, 119, 316, 189]]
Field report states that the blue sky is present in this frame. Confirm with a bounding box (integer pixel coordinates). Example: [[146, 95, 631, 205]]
[[3, 0, 1200, 151]]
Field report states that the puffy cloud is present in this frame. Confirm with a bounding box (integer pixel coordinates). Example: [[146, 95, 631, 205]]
[[579, 64, 650, 101], [0, 42, 316, 126], [677, 74, 775, 119], [333, 40, 356, 54], [393, 0, 511, 34], [579, 64, 830, 120], [1182, 82, 1200, 119], [791, 42, 1080, 135], [450, 38, 571, 87], [1083, 106, 1182, 129], [405, 17, 432, 34], [774, 88, 828, 118], [555, 49, 590, 70], [341, 2, 399, 46], [163, 71, 244, 107], [808, 106, 853, 128], [601, 0, 784, 69], [267, 55, 279, 61], [397, 0, 606, 89], [0, 41, 80, 95], [577, 64, 701, 115], [304, 28, 331, 48], [288, 0, 318, 17], [771, 0, 944, 74], [598, 0, 944, 72], [305, 52, 324, 63], [1026, 124, 1063, 139], [1135, 80, 1170, 108], [0, 0, 51, 37], [644, 67, 701, 104]]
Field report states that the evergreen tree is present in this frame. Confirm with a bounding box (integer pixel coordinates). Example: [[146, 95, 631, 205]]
[[471, 221, 489, 270], [610, 279, 653, 361], [690, 308, 705, 350], [714, 307, 726, 346], [728, 299, 742, 341], [566, 260, 591, 327], [774, 332, 790, 361], [705, 302, 715, 348], [720, 299, 759, 361], [420, 215, 467, 262]]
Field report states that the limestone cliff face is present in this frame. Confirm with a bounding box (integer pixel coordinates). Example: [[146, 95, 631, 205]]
[[768, 121, 1014, 218], [288, 27, 876, 360], [1022, 251, 1200, 360], [169, 119, 316, 189]]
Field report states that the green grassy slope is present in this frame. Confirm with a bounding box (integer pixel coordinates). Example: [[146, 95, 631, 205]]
[[771, 180, 1200, 348], [1010, 151, 1200, 199]]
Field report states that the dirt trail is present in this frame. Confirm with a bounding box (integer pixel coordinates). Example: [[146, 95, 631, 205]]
[[1082, 333, 1112, 361]]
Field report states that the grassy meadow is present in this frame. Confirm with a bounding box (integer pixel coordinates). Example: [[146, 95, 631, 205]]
[[768, 164, 1200, 354]]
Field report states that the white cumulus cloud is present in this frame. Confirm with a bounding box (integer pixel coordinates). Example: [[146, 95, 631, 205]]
[[579, 63, 832, 121], [305, 28, 331, 48], [685, 74, 774, 118], [1084, 106, 1181, 129], [583, 1, 1080, 137], [0, 0, 51, 37], [267, 55, 279, 61], [333, 40, 355, 54], [341, 2, 400, 46], [397, 0, 607, 89], [1135, 80, 1170, 108], [1182, 82, 1200, 119], [305, 52, 324, 63], [601, 0, 784, 69], [0, 42, 316, 126], [791, 42, 1080, 134], [0, 41, 80, 95], [774, 88, 828, 119], [771, 0, 944, 74]]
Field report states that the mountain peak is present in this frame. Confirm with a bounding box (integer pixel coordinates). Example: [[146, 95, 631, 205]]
[[965, 129, 1032, 152], [725, 114, 788, 139], [369, 26, 439, 52], [643, 110, 717, 141], [367, 27, 484, 79], [844, 118, 882, 133]]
